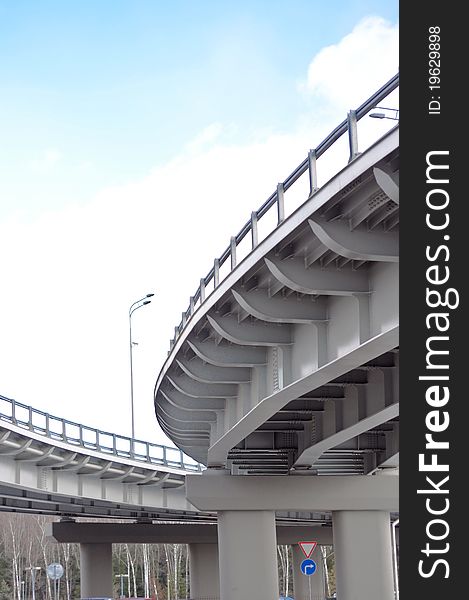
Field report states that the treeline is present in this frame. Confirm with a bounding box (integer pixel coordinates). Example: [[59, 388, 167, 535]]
[[0, 513, 336, 599], [0, 513, 190, 599]]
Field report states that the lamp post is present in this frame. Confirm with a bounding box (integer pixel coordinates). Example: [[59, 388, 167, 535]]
[[369, 106, 399, 121], [115, 573, 129, 599], [392, 518, 400, 600], [129, 293, 154, 448]]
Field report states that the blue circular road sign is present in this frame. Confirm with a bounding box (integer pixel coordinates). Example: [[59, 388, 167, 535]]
[[300, 558, 317, 576]]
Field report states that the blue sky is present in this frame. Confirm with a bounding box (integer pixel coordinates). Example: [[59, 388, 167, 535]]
[[1, 1, 397, 217], [0, 1, 398, 445]]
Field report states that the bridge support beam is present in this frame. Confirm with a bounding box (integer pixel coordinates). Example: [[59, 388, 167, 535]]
[[188, 543, 220, 600], [218, 510, 279, 600], [292, 543, 326, 600], [332, 510, 394, 600], [79, 543, 113, 599], [186, 472, 397, 600], [186, 472, 398, 512]]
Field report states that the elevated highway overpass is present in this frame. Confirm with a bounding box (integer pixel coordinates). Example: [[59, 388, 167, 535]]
[[155, 115, 399, 476], [0, 393, 332, 526], [0, 393, 205, 520]]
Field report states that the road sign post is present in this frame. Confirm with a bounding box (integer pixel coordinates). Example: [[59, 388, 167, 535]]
[[299, 557, 317, 600], [298, 542, 318, 600], [46, 563, 64, 600]]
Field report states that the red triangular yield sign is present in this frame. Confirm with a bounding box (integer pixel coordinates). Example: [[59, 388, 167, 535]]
[[299, 541, 317, 558]]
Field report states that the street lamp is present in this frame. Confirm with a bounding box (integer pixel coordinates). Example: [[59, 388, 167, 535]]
[[369, 106, 399, 121], [115, 573, 129, 599], [129, 293, 154, 446]]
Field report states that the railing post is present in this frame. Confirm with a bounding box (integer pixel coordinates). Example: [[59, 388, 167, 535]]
[[230, 236, 237, 269], [214, 258, 220, 287], [181, 311, 187, 328], [2, 397, 204, 471], [277, 183, 285, 224], [347, 109, 360, 162], [199, 278, 206, 303], [189, 295, 195, 315], [251, 211, 258, 248], [308, 149, 319, 194]]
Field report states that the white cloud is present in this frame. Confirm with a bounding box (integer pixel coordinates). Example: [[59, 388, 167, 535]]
[[0, 15, 399, 447], [185, 122, 225, 152], [301, 16, 399, 112]]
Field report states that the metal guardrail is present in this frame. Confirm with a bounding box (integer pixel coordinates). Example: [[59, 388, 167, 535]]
[[0, 394, 202, 472], [168, 73, 399, 353]]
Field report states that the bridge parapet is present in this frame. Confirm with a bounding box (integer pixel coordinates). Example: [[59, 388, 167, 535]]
[[0, 393, 202, 471], [167, 74, 399, 354]]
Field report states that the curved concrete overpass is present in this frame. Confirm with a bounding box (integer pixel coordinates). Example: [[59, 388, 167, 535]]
[[154, 78, 399, 477], [0, 393, 207, 520], [0, 394, 329, 525]]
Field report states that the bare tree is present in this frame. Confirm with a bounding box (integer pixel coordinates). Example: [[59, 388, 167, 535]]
[[141, 543, 150, 599], [184, 545, 189, 600], [0, 515, 191, 600], [35, 516, 52, 599], [150, 543, 163, 599], [277, 545, 291, 598], [322, 545, 336, 597], [61, 542, 73, 600], [125, 544, 137, 598], [164, 543, 186, 600], [8, 519, 22, 600]]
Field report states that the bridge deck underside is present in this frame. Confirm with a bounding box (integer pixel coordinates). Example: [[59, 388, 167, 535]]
[[155, 131, 399, 476], [0, 422, 332, 524]]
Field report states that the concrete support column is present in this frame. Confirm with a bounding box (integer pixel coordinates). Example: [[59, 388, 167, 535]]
[[189, 543, 220, 600], [79, 543, 113, 599], [332, 510, 394, 600], [217, 510, 279, 600], [292, 543, 326, 600]]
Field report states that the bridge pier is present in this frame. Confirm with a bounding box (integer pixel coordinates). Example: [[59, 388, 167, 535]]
[[47, 512, 396, 599], [186, 471, 398, 600], [188, 542, 220, 600], [332, 510, 394, 600], [218, 510, 279, 600], [292, 543, 326, 600], [79, 542, 113, 599]]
